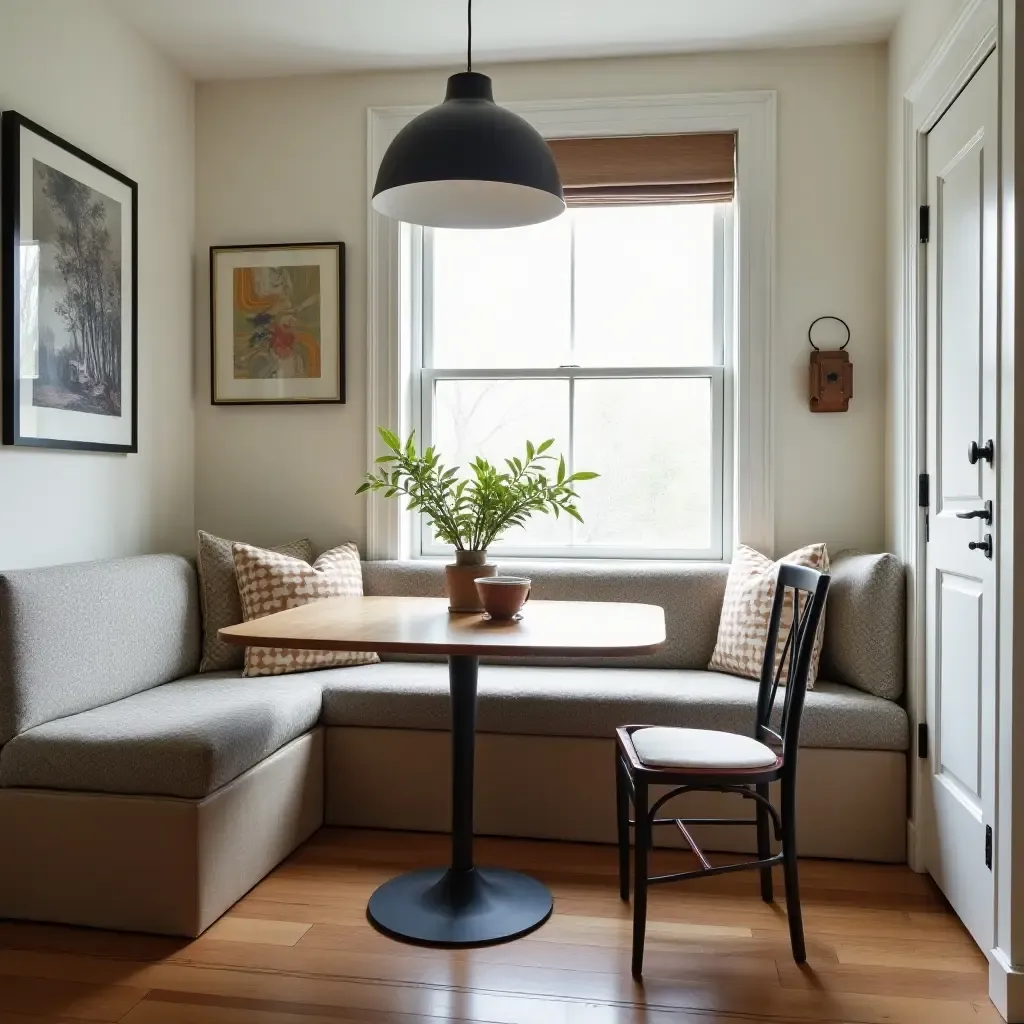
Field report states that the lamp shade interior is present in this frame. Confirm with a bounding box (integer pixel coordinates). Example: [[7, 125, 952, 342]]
[[372, 178, 565, 229]]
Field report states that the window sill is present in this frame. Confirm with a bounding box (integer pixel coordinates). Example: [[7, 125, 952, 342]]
[[399, 554, 731, 569]]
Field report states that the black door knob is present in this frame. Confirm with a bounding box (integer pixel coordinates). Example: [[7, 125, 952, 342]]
[[969, 440, 995, 465], [969, 535, 993, 559]]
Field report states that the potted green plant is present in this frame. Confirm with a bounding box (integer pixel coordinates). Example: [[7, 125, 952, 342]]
[[357, 427, 598, 611]]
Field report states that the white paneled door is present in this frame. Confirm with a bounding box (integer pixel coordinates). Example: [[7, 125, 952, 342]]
[[923, 53, 998, 952]]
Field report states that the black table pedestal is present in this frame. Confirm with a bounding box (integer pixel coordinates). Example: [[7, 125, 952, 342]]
[[366, 655, 553, 947]]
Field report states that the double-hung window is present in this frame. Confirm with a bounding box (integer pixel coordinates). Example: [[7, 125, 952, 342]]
[[410, 132, 736, 560]]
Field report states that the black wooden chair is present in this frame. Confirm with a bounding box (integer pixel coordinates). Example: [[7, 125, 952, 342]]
[[615, 562, 830, 977]]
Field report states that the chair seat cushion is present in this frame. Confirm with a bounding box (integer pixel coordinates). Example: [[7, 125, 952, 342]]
[[631, 726, 779, 769], [317, 662, 909, 751], [0, 673, 323, 799]]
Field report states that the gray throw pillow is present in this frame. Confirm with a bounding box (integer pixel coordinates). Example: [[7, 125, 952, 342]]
[[196, 530, 313, 672], [819, 551, 905, 700]]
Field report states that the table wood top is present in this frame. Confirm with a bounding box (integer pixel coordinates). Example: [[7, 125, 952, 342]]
[[219, 595, 665, 658]]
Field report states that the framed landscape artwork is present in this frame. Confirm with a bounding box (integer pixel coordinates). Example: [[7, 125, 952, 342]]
[[1, 111, 138, 452], [210, 242, 345, 405]]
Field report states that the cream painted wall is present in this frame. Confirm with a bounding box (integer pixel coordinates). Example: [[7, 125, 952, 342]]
[[0, 0, 195, 570], [195, 44, 887, 557], [885, 0, 966, 552]]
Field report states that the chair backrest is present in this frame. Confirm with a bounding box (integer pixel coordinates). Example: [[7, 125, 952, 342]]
[[755, 563, 831, 766]]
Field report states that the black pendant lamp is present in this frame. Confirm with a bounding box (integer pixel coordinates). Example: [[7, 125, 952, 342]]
[[372, 0, 565, 229]]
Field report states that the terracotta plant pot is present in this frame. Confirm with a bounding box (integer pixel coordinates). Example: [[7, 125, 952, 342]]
[[445, 549, 497, 612]]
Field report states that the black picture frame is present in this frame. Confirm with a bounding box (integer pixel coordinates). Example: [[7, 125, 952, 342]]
[[1, 110, 138, 453], [209, 242, 346, 406]]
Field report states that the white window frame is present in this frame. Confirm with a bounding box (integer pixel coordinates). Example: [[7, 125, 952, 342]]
[[367, 90, 777, 562]]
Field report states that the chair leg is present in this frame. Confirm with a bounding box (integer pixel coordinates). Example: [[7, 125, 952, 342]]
[[781, 773, 806, 963], [755, 782, 774, 904], [631, 780, 650, 979], [615, 751, 630, 902]]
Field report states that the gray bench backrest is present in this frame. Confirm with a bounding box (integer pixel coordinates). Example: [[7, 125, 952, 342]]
[[0, 554, 201, 745], [362, 560, 731, 670], [362, 553, 906, 699]]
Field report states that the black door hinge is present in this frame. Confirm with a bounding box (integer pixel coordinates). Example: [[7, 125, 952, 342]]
[[919, 473, 930, 541], [986, 825, 993, 869], [917, 722, 928, 759], [920, 205, 931, 244]]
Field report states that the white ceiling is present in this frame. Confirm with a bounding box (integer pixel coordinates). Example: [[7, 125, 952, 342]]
[[106, 0, 906, 81]]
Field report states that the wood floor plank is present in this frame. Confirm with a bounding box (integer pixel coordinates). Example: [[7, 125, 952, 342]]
[[0, 972, 146, 1021], [118, 985, 998, 1024], [282, 837, 943, 908], [0, 943, 993, 1024], [172, 933, 783, 993], [201, 918, 312, 947], [120, 988, 802, 1024], [0, 829, 999, 1024], [0, 1014, 84, 1024], [835, 946, 987, 974], [249, 860, 946, 914], [296, 831, 935, 896], [294, 918, 838, 963], [239, 883, 951, 941], [0, 921, 186, 961], [776, 959, 991, 1001]]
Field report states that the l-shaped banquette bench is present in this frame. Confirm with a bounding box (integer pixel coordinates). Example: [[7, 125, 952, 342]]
[[0, 550, 906, 935]]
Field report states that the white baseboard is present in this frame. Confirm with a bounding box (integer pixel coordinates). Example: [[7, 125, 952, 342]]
[[990, 947, 1024, 1021], [906, 819, 926, 872]]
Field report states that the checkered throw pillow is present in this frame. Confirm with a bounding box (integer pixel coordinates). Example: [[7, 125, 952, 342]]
[[232, 541, 380, 677], [708, 543, 829, 689]]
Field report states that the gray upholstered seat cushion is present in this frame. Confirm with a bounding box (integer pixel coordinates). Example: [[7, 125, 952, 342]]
[[317, 662, 909, 751], [0, 554, 201, 745], [0, 674, 323, 799]]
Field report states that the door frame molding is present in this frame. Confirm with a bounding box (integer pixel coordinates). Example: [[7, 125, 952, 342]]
[[894, 0, 1024, 1014], [992, 0, 1024, 1016], [896, 0, 997, 875]]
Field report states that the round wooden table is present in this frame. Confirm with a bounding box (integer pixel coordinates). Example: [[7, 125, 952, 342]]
[[221, 595, 665, 948]]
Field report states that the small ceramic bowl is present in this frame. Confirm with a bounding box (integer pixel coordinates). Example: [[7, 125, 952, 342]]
[[475, 576, 532, 621]]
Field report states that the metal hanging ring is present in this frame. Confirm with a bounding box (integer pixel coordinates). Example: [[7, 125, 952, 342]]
[[808, 315, 851, 352]]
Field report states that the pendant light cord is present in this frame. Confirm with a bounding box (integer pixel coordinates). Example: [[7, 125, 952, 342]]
[[467, 0, 473, 71]]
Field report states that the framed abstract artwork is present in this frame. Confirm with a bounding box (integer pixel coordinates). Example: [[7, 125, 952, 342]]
[[210, 242, 345, 405], [1, 111, 138, 452]]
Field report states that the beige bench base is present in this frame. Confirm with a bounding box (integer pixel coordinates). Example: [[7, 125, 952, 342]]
[[325, 728, 907, 863], [0, 729, 323, 937]]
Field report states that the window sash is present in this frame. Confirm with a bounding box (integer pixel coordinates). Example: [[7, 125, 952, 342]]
[[420, 208, 729, 371], [410, 205, 732, 561], [418, 366, 726, 560]]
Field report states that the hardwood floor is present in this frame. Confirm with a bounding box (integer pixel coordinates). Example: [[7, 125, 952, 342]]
[[0, 829, 998, 1024]]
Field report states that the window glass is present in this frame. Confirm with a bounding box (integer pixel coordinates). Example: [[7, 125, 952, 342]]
[[420, 202, 728, 557], [573, 205, 718, 367], [573, 377, 713, 549], [431, 218, 571, 369], [431, 378, 572, 548]]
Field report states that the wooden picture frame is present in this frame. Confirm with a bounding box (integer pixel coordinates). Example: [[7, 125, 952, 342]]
[[210, 242, 345, 405], [1, 111, 138, 452]]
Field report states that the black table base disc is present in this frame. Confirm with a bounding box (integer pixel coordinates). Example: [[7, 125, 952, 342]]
[[366, 866, 553, 947]]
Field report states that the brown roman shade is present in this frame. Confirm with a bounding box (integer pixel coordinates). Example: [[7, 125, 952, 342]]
[[547, 133, 736, 206]]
